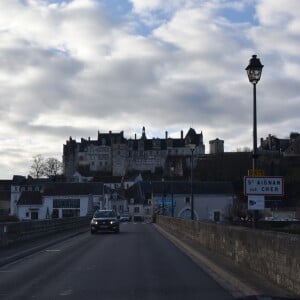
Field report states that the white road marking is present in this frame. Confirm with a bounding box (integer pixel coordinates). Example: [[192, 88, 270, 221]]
[[0, 271, 16, 273], [59, 289, 73, 296], [45, 249, 61, 252]]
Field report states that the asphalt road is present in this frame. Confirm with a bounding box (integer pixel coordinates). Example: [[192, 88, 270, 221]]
[[0, 222, 234, 300]]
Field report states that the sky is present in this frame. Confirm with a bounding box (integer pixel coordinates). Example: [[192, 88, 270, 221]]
[[0, 0, 300, 179]]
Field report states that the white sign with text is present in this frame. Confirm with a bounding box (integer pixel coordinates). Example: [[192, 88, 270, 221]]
[[244, 176, 284, 196]]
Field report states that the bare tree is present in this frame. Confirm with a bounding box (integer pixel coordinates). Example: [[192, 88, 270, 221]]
[[44, 157, 63, 177], [29, 155, 63, 178], [29, 155, 46, 178]]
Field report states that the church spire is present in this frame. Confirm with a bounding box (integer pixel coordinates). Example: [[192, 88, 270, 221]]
[[142, 126, 146, 139]]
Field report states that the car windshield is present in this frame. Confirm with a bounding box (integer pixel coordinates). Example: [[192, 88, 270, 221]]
[[94, 211, 116, 218]]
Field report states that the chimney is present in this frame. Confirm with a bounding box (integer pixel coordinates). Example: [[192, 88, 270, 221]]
[[181, 130, 183, 139], [165, 131, 168, 139]]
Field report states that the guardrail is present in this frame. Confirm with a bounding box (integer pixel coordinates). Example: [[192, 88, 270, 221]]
[[0, 217, 90, 247]]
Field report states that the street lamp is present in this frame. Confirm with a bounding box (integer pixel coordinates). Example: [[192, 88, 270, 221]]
[[245, 54, 264, 170], [189, 143, 196, 220], [161, 178, 165, 215], [170, 166, 174, 217]]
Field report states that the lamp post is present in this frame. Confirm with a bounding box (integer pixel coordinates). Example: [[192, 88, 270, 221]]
[[245, 54, 264, 170], [189, 144, 196, 220], [161, 178, 165, 215], [246, 54, 263, 228], [170, 166, 174, 217]]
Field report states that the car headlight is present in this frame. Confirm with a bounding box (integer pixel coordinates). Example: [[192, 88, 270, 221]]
[[91, 219, 98, 225], [110, 220, 117, 225]]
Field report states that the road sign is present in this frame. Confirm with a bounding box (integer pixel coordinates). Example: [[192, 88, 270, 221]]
[[248, 195, 265, 210], [155, 197, 176, 207], [244, 176, 284, 196], [248, 169, 265, 176]]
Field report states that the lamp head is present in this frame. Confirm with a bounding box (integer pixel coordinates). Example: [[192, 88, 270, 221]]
[[189, 143, 196, 151], [246, 54, 264, 84]]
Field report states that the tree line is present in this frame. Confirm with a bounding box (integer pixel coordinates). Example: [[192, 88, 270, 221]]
[[29, 154, 63, 178]]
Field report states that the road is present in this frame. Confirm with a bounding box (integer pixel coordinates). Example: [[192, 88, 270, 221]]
[[0, 222, 234, 300]]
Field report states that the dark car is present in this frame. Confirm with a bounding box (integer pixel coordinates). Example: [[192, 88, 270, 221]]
[[119, 214, 130, 222], [90, 210, 120, 234]]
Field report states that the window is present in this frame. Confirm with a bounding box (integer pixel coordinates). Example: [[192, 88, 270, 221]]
[[214, 211, 221, 222], [52, 209, 59, 219], [185, 197, 190, 204], [53, 199, 80, 208], [94, 211, 116, 218], [134, 207, 140, 213], [31, 211, 38, 220]]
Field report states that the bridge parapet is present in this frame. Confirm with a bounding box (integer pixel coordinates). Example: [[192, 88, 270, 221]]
[[156, 215, 300, 295], [0, 217, 90, 247]]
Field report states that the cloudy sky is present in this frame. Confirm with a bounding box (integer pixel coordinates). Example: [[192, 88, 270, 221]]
[[0, 0, 299, 178]]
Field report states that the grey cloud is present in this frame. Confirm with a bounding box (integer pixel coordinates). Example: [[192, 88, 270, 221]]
[[10, 120, 92, 141], [0, 0, 300, 178]]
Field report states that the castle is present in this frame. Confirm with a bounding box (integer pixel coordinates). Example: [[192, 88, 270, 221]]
[[63, 127, 205, 178]]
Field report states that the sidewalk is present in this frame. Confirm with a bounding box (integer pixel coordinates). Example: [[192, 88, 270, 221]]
[[154, 224, 299, 299], [0, 227, 88, 267]]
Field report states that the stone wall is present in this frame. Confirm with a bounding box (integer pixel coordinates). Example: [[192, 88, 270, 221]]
[[156, 216, 300, 295]]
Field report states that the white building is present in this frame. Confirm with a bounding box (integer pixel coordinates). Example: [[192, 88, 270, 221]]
[[10, 176, 50, 216], [15, 181, 129, 220], [16, 183, 104, 220], [127, 181, 234, 222]]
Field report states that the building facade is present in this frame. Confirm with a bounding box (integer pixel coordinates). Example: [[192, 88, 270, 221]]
[[13, 181, 128, 220], [126, 180, 234, 222], [260, 132, 300, 156], [63, 127, 205, 178]]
